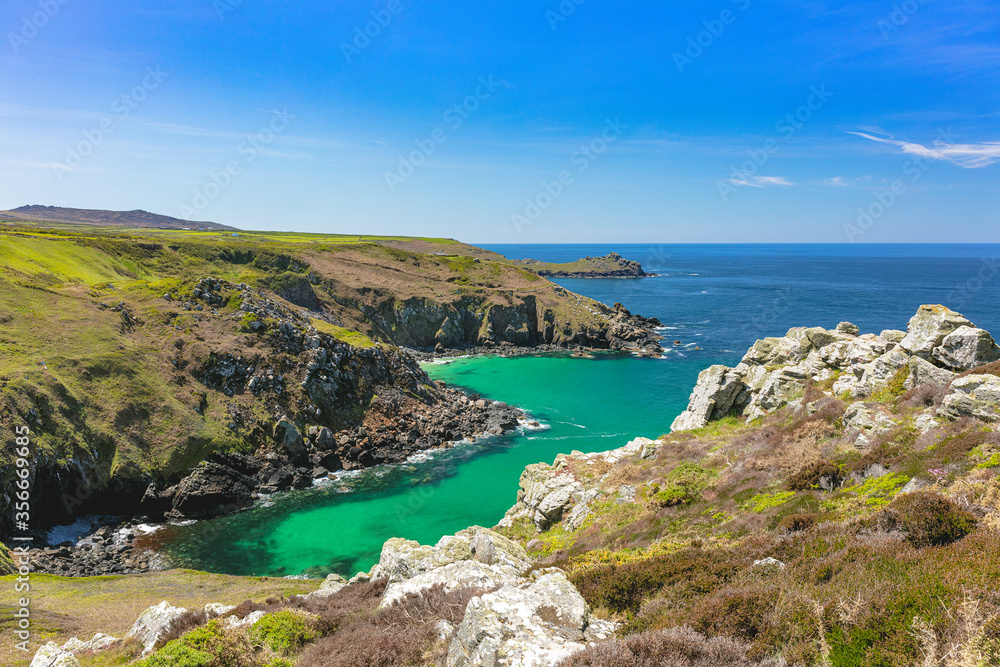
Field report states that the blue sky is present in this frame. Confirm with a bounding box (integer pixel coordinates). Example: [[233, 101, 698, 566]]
[[1, 0, 998, 242]]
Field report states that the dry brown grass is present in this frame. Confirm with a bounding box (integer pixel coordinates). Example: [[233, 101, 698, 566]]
[[0, 570, 318, 667]]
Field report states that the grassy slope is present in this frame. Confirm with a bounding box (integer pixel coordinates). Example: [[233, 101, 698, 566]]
[[0, 224, 608, 479], [498, 380, 1000, 666], [0, 570, 318, 666]]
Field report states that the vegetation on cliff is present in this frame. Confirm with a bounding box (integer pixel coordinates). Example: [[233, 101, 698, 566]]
[[0, 221, 658, 535]]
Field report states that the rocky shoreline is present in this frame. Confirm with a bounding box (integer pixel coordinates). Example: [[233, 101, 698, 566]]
[[27, 389, 528, 577]]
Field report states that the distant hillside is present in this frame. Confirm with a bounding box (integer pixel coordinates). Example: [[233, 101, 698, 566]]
[[0, 205, 237, 231]]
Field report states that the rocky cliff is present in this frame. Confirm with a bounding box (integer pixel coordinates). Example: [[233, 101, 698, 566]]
[[510, 252, 654, 278], [0, 227, 660, 544], [671, 305, 1000, 432]]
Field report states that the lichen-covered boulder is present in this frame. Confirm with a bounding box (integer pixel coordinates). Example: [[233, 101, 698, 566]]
[[446, 570, 615, 667], [940, 375, 1000, 422], [670, 365, 747, 431], [30, 644, 81, 667], [378, 527, 531, 608], [306, 573, 348, 599], [855, 348, 912, 397], [906, 356, 956, 389], [381, 559, 522, 609], [899, 305, 973, 359], [932, 326, 1000, 371], [843, 403, 898, 449], [125, 600, 188, 655]]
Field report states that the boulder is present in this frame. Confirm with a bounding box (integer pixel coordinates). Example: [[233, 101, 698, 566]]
[[906, 356, 956, 389], [378, 527, 530, 609], [836, 322, 860, 336], [932, 326, 1000, 371], [446, 570, 614, 667], [125, 600, 188, 654], [30, 644, 80, 667], [500, 464, 581, 531], [843, 403, 898, 449], [381, 559, 522, 609], [899, 305, 973, 359], [670, 365, 747, 431], [273, 415, 306, 458], [855, 348, 912, 397], [940, 375, 1000, 422], [306, 573, 348, 599]]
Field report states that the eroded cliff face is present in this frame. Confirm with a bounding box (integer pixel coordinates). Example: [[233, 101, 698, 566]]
[[362, 294, 662, 355]]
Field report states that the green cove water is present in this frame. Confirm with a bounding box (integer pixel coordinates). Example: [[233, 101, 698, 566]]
[[156, 352, 715, 578], [156, 244, 1000, 578]]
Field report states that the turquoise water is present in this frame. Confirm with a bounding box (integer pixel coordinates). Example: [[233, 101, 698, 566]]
[[159, 244, 1000, 578], [157, 352, 708, 578]]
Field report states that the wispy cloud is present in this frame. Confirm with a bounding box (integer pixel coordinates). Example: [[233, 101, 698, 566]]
[[729, 175, 794, 188], [850, 131, 1000, 168]]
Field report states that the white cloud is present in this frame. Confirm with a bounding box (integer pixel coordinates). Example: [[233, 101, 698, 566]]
[[850, 131, 1000, 168], [729, 175, 794, 188]]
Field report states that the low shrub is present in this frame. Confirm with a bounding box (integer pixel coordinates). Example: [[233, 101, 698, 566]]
[[138, 641, 213, 667], [692, 587, 780, 645], [777, 513, 819, 533], [250, 610, 319, 656], [655, 464, 716, 507], [571, 548, 740, 616], [787, 460, 841, 491], [874, 491, 977, 547], [555, 625, 786, 667]]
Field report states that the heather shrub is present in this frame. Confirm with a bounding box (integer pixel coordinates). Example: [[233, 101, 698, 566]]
[[787, 461, 840, 491], [138, 641, 213, 667], [655, 464, 716, 507], [297, 583, 485, 667], [555, 625, 787, 667], [571, 549, 740, 615], [776, 513, 819, 533], [249, 610, 319, 655], [691, 587, 780, 646], [874, 491, 977, 547]]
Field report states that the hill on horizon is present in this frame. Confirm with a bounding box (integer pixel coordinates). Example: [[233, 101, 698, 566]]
[[0, 205, 238, 231]]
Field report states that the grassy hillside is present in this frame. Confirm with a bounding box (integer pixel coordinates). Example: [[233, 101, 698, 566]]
[[498, 382, 1000, 666], [0, 570, 318, 666], [0, 223, 617, 530]]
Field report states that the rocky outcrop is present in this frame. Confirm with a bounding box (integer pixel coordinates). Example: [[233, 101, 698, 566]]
[[499, 438, 655, 531], [375, 527, 530, 609], [447, 570, 615, 667], [363, 526, 614, 666], [671, 306, 999, 432], [30, 634, 119, 667], [126, 600, 188, 654], [512, 252, 654, 278], [940, 375, 1000, 422], [363, 292, 662, 355]]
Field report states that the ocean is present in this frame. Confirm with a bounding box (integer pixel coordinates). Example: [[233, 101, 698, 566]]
[[156, 244, 1000, 578]]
